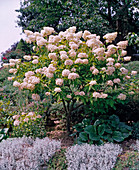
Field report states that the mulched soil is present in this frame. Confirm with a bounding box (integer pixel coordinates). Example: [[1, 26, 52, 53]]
[[46, 121, 137, 151], [47, 130, 74, 148]]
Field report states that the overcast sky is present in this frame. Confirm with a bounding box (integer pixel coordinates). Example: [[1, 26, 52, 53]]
[[0, 0, 24, 54]]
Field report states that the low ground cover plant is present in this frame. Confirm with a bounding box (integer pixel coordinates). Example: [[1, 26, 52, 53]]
[[0, 136, 61, 169], [65, 142, 123, 170]]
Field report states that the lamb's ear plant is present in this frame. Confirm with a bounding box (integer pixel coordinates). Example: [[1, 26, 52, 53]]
[[4, 26, 138, 134], [72, 115, 132, 145], [65, 143, 123, 170]]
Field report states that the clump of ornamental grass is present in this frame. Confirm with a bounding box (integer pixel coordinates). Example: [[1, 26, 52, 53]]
[[65, 143, 122, 170], [0, 136, 61, 170], [4, 26, 138, 133]]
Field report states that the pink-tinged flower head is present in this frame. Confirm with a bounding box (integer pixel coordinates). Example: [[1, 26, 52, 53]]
[[113, 78, 121, 84], [121, 50, 127, 56], [9, 63, 15, 67], [54, 87, 61, 92], [56, 78, 63, 86], [36, 115, 42, 118], [60, 54, 68, 60], [32, 59, 38, 64], [46, 73, 54, 78], [13, 115, 20, 120], [82, 30, 91, 40], [90, 66, 96, 71], [115, 63, 121, 68], [28, 76, 40, 84], [124, 56, 131, 61], [20, 82, 28, 89], [21, 112, 26, 115], [117, 93, 126, 100], [107, 44, 117, 54], [106, 80, 113, 86], [47, 64, 56, 73], [69, 49, 76, 57], [27, 83, 35, 90], [48, 53, 57, 60], [125, 75, 131, 79], [69, 42, 79, 50], [92, 68, 99, 75], [128, 91, 134, 95], [93, 47, 105, 56], [68, 73, 79, 80], [79, 91, 85, 96], [131, 71, 137, 75], [106, 58, 115, 63], [25, 71, 35, 78], [117, 41, 128, 49], [103, 32, 117, 43], [82, 59, 88, 64], [43, 26, 55, 35], [47, 44, 58, 52], [71, 68, 76, 72], [120, 67, 128, 74], [75, 58, 83, 64], [93, 92, 101, 98], [24, 117, 29, 122], [99, 93, 108, 98], [106, 67, 115, 75], [35, 68, 42, 74], [24, 30, 33, 36], [9, 69, 17, 74], [60, 51, 67, 55], [67, 26, 76, 33], [62, 69, 70, 77], [3, 63, 10, 68], [75, 31, 83, 39], [89, 80, 97, 86], [23, 55, 32, 60], [67, 95, 72, 99], [14, 120, 20, 126], [8, 77, 14, 81], [78, 53, 88, 58], [101, 67, 106, 72], [45, 92, 51, 96], [28, 112, 35, 117], [32, 94, 40, 101], [64, 59, 73, 66], [13, 81, 21, 87]]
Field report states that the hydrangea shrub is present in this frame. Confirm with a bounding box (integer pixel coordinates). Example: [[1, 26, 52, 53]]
[[0, 136, 61, 169], [65, 143, 122, 170], [4, 26, 138, 133]]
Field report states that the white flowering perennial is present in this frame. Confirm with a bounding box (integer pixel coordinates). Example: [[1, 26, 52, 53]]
[[65, 143, 122, 170], [0, 137, 61, 170]]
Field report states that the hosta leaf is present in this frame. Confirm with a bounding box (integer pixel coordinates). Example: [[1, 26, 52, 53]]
[[98, 124, 105, 136], [79, 132, 88, 141], [94, 119, 101, 127], [105, 125, 112, 134], [122, 133, 130, 138], [89, 132, 100, 141], [84, 125, 95, 134], [109, 115, 120, 123], [112, 131, 124, 142]]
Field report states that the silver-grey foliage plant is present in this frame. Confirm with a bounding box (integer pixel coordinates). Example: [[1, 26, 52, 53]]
[[65, 143, 122, 170], [0, 136, 61, 170]]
